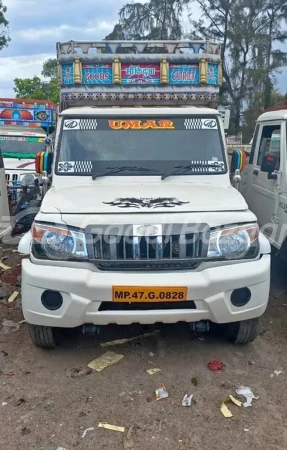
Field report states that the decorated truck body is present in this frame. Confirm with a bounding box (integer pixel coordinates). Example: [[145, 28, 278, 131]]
[[0, 99, 57, 236], [0, 98, 57, 184], [19, 40, 270, 348]]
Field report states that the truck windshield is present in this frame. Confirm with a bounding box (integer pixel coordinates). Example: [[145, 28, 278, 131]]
[[0, 136, 45, 157], [56, 116, 226, 176]]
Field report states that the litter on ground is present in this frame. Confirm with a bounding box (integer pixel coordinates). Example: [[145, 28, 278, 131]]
[[155, 386, 169, 401], [98, 422, 125, 432], [220, 401, 233, 418], [2, 320, 20, 333], [0, 262, 11, 271], [88, 351, 124, 372], [8, 291, 19, 303], [270, 370, 283, 378], [100, 330, 160, 347], [147, 368, 161, 375], [236, 386, 258, 407], [220, 395, 242, 418], [191, 377, 198, 386], [208, 361, 224, 372], [182, 394, 194, 407], [81, 427, 95, 439], [66, 367, 92, 379]]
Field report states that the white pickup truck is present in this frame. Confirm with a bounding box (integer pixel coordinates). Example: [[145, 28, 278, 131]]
[[19, 40, 271, 348], [240, 107, 287, 256]]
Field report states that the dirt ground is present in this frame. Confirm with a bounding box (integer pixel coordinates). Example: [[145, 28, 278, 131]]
[[1, 244, 287, 450]]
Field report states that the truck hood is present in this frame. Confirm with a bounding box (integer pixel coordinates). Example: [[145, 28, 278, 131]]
[[4, 158, 35, 171], [41, 183, 248, 214]]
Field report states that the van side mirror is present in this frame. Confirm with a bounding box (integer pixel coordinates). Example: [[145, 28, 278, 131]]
[[261, 152, 277, 174]]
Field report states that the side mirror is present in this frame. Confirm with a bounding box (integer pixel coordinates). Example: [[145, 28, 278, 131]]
[[261, 152, 277, 174]]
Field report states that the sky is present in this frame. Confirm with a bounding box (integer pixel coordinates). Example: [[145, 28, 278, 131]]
[[0, 0, 286, 98]]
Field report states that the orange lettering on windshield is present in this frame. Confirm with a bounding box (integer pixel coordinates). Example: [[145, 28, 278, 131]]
[[108, 119, 175, 130]]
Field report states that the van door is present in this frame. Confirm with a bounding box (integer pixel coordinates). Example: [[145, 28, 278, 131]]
[[244, 121, 283, 241]]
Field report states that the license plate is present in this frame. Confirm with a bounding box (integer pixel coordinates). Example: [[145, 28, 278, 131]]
[[112, 286, 187, 302]]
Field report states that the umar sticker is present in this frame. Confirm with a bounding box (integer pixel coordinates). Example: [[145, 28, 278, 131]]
[[108, 119, 175, 130]]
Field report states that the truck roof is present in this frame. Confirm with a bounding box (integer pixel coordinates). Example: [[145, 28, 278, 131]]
[[0, 127, 46, 136], [257, 110, 287, 122], [57, 39, 222, 111], [0, 98, 58, 131], [61, 106, 221, 116]]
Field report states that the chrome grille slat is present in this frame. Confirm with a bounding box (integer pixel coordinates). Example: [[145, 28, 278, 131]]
[[100, 236, 103, 259], [133, 236, 140, 260], [156, 236, 163, 259], [123, 237, 127, 260], [179, 235, 186, 259], [169, 236, 173, 258]]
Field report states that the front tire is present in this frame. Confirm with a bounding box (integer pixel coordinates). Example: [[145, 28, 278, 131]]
[[28, 324, 57, 349], [224, 318, 259, 344]]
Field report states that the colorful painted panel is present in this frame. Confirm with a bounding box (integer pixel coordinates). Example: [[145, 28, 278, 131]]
[[62, 63, 74, 85], [169, 64, 199, 84], [207, 63, 219, 85], [121, 63, 161, 84], [0, 107, 55, 127], [0, 101, 57, 110], [82, 64, 113, 85]]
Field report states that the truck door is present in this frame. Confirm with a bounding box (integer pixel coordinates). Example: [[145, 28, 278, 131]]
[[0, 148, 10, 237], [244, 121, 282, 238]]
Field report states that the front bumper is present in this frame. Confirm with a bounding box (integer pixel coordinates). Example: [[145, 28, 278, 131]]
[[22, 255, 271, 328]]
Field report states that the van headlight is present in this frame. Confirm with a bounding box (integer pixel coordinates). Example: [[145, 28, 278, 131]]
[[20, 173, 36, 186], [32, 223, 88, 260], [207, 223, 259, 260]]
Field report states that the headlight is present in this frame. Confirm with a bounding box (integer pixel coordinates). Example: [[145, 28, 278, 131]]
[[20, 173, 35, 186], [207, 223, 259, 260], [32, 223, 88, 261]]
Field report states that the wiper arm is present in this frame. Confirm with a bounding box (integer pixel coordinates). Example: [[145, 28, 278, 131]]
[[92, 166, 159, 180], [161, 162, 225, 180]]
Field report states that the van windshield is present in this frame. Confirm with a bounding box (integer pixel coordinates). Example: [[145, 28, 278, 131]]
[[0, 136, 45, 157], [56, 116, 226, 176]]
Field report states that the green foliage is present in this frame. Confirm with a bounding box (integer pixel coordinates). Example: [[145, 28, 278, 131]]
[[42, 58, 58, 79], [13, 59, 59, 104], [0, 1, 10, 50]]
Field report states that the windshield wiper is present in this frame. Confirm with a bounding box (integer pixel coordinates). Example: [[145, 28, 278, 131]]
[[92, 166, 159, 180], [161, 162, 225, 180]]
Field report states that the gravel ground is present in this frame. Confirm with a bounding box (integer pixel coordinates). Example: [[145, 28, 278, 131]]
[[0, 245, 287, 450]]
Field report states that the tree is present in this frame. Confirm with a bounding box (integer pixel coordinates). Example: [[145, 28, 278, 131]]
[[260, 1, 287, 109], [0, 1, 10, 51], [105, 24, 126, 40], [190, 0, 287, 132], [42, 58, 57, 79], [118, 0, 189, 40], [13, 59, 59, 104], [242, 90, 286, 142]]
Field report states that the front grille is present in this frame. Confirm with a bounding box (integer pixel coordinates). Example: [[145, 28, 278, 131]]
[[99, 301, 197, 311], [5, 174, 19, 184], [87, 224, 209, 271]]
